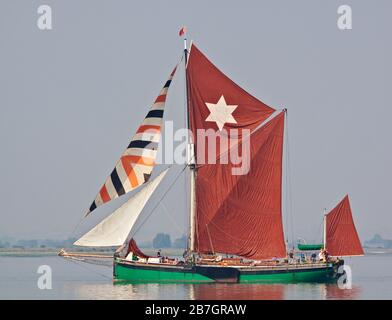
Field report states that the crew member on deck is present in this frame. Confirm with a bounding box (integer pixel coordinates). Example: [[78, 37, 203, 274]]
[[319, 249, 330, 262], [324, 249, 330, 262], [288, 249, 294, 264], [319, 249, 325, 262]]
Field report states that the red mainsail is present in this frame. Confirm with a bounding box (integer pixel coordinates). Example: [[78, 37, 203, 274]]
[[326, 195, 364, 257], [187, 44, 286, 260], [187, 44, 275, 133]]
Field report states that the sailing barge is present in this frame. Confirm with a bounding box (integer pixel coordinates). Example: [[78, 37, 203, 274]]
[[60, 32, 364, 283]]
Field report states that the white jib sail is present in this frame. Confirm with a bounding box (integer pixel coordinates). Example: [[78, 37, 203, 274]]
[[74, 168, 169, 247]]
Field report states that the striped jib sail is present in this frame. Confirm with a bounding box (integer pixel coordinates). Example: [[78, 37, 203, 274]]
[[86, 67, 177, 216]]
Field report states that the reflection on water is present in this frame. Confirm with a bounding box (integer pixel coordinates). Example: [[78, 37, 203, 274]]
[[65, 283, 190, 300], [324, 284, 361, 300], [68, 282, 361, 300], [191, 283, 285, 300]]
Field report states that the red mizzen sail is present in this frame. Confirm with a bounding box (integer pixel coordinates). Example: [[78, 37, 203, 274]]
[[187, 44, 286, 259], [326, 195, 364, 257]]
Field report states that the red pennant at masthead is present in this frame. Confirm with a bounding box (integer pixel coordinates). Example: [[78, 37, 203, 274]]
[[179, 26, 187, 37]]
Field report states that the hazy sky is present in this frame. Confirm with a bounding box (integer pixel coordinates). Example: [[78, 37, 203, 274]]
[[0, 1, 391, 244]]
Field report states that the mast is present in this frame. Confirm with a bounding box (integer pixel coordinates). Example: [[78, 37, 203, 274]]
[[323, 208, 327, 249], [182, 29, 197, 253]]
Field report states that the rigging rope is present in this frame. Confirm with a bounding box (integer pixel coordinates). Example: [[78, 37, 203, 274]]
[[284, 110, 295, 248], [314, 217, 324, 244], [159, 201, 185, 235], [61, 255, 113, 281], [130, 164, 188, 238]]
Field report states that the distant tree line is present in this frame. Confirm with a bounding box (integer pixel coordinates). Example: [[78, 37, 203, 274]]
[[0, 240, 10, 248], [0, 237, 77, 249], [0, 233, 188, 250], [151, 233, 187, 249], [364, 234, 392, 249]]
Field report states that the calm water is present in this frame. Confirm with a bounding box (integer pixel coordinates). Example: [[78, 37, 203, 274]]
[[0, 253, 391, 299]]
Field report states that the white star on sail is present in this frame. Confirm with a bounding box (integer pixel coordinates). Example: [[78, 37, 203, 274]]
[[205, 95, 238, 131]]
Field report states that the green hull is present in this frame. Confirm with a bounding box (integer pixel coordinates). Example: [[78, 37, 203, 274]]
[[113, 259, 340, 284], [239, 267, 335, 283], [114, 261, 214, 283]]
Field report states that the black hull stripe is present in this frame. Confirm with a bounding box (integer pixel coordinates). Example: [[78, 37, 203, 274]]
[[240, 266, 334, 275], [117, 261, 195, 273], [116, 261, 334, 276]]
